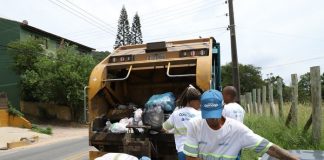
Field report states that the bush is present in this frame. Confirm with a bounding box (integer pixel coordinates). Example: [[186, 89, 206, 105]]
[[31, 124, 52, 135], [8, 103, 24, 117], [9, 39, 96, 121]]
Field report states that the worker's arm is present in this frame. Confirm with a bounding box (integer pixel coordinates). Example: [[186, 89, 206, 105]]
[[239, 125, 298, 160], [162, 114, 174, 131], [186, 156, 202, 160], [266, 144, 299, 160]]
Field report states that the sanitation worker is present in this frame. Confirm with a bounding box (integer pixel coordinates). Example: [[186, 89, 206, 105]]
[[183, 89, 299, 160], [222, 86, 245, 123], [162, 85, 202, 160]]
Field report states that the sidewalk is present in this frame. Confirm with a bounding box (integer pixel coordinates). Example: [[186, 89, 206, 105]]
[[0, 125, 88, 150], [0, 127, 51, 149]]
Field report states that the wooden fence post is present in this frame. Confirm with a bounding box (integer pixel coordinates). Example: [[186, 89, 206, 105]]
[[268, 83, 276, 117], [262, 86, 267, 115], [240, 95, 245, 110], [252, 89, 257, 114], [247, 92, 252, 114], [310, 66, 322, 145], [291, 74, 298, 127], [277, 78, 284, 118], [245, 94, 249, 113], [257, 88, 262, 114]]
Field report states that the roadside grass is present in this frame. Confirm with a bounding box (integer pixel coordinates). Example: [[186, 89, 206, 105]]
[[8, 103, 24, 117], [241, 103, 324, 160], [31, 124, 53, 135]]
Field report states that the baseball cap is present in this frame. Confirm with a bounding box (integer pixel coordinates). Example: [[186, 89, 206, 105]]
[[200, 89, 223, 119]]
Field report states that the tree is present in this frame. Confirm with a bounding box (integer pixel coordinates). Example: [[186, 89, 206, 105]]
[[115, 6, 131, 48], [9, 39, 96, 121], [8, 38, 44, 74], [298, 72, 311, 103], [264, 74, 291, 102], [92, 51, 110, 63], [222, 63, 264, 93], [130, 13, 143, 44]]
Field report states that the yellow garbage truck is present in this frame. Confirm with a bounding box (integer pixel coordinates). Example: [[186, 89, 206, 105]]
[[87, 37, 221, 160]]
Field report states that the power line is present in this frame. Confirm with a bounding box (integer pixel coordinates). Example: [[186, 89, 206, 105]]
[[262, 56, 324, 70], [55, 0, 116, 33], [142, 1, 226, 25], [143, 12, 226, 30], [142, 0, 225, 21], [238, 26, 324, 42], [47, 0, 115, 37], [145, 27, 227, 42], [64, 0, 116, 31]]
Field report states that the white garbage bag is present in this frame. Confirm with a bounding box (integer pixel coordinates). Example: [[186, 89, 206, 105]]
[[95, 153, 138, 160], [109, 118, 134, 133], [134, 109, 143, 122]]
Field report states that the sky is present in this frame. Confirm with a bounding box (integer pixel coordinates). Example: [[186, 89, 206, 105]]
[[0, 0, 324, 84]]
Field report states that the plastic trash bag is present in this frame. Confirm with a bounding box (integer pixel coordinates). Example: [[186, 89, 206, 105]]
[[142, 106, 164, 131], [134, 108, 143, 124], [145, 92, 175, 112], [109, 118, 130, 133], [109, 123, 128, 133], [139, 156, 151, 160], [95, 153, 138, 160]]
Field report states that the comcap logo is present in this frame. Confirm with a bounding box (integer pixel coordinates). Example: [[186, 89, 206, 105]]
[[203, 103, 219, 108]]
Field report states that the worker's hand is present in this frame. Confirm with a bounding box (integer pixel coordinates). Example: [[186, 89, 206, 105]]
[[266, 145, 300, 160], [160, 128, 167, 133]]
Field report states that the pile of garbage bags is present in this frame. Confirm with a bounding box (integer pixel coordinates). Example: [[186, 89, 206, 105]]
[[107, 92, 176, 133], [108, 108, 143, 133]]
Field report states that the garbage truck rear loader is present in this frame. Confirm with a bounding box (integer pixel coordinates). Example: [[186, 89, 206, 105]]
[[87, 37, 221, 160]]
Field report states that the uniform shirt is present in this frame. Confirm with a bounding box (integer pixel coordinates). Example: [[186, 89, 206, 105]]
[[183, 118, 273, 160], [163, 107, 201, 152], [222, 102, 245, 123]]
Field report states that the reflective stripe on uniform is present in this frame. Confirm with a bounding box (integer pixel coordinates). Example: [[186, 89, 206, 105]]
[[183, 143, 199, 156], [198, 152, 237, 160], [254, 139, 271, 153], [162, 121, 174, 130], [183, 149, 198, 157], [260, 142, 273, 154], [174, 127, 187, 135]]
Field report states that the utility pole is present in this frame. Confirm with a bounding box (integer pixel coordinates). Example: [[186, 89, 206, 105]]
[[227, 0, 241, 103]]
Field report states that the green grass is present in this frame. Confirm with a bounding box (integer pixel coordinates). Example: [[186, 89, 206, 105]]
[[241, 103, 324, 160], [31, 124, 53, 135], [8, 103, 24, 117]]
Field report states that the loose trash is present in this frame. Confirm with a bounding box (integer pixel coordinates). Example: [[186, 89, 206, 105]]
[[142, 106, 164, 131], [145, 92, 176, 112]]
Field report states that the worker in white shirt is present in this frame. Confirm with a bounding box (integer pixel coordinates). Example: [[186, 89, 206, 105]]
[[183, 89, 299, 160], [162, 85, 202, 160], [222, 86, 245, 123]]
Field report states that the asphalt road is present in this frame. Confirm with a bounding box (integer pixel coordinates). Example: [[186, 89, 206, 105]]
[[0, 136, 95, 160]]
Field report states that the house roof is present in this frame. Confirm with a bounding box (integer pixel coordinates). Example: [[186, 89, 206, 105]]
[[0, 17, 95, 51]]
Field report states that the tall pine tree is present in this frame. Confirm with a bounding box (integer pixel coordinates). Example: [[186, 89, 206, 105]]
[[115, 6, 131, 48], [131, 13, 143, 44]]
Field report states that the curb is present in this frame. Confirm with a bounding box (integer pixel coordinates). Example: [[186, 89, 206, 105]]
[[3, 136, 39, 150]]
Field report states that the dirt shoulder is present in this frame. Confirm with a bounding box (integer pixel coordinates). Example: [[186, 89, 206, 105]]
[[0, 125, 88, 150]]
